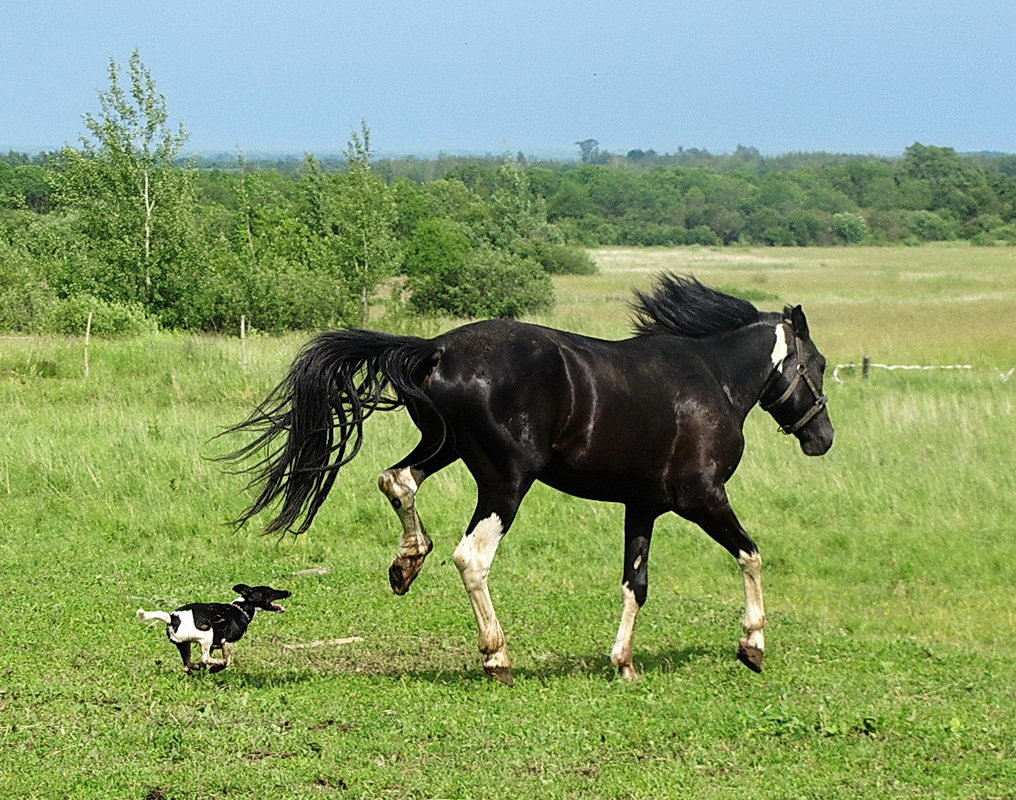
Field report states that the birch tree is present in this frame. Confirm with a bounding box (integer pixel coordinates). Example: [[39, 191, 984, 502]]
[[332, 121, 400, 324], [52, 50, 192, 308]]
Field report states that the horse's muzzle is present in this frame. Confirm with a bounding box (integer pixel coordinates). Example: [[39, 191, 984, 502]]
[[799, 425, 834, 456]]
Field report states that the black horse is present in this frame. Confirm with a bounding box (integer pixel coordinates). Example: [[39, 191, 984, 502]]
[[224, 275, 833, 684]]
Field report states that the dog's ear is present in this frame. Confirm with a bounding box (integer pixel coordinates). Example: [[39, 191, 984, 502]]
[[232, 584, 252, 596]]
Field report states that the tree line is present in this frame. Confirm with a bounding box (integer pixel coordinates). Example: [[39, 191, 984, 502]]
[[0, 54, 593, 336], [1, 53, 1014, 335], [400, 142, 1016, 248]]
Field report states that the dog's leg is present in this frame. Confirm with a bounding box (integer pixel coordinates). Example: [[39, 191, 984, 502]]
[[197, 639, 227, 672], [174, 641, 193, 671], [209, 641, 233, 673]]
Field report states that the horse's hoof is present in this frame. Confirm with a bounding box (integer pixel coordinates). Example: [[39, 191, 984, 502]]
[[484, 665, 514, 686], [618, 664, 641, 681], [388, 554, 426, 595], [736, 642, 764, 673]]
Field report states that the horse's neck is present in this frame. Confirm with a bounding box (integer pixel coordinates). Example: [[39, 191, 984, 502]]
[[697, 322, 779, 417]]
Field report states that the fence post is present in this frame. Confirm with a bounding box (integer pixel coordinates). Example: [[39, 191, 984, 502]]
[[84, 311, 94, 379], [240, 314, 248, 369], [862, 355, 871, 380]]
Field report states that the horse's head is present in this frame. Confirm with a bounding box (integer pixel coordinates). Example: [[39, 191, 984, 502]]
[[761, 305, 834, 456]]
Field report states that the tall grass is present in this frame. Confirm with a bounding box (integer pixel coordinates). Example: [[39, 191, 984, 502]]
[[1, 247, 1013, 799]]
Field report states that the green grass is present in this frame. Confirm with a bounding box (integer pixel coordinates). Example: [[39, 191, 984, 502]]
[[1, 246, 1014, 799]]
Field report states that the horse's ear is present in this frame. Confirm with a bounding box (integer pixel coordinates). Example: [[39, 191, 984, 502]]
[[788, 305, 810, 339]]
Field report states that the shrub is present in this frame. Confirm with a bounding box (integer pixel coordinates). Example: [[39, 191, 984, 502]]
[[905, 210, 960, 242], [45, 294, 158, 336], [409, 246, 553, 318], [0, 280, 58, 333], [833, 212, 870, 244], [970, 222, 1016, 245], [0, 239, 59, 332], [518, 240, 597, 275], [402, 218, 474, 277], [170, 252, 353, 334]]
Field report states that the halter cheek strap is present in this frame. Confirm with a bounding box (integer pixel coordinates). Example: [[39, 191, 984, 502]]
[[761, 333, 829, 435]]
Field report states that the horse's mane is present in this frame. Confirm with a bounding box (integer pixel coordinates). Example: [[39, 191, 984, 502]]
[[630, 274, 761, 338]]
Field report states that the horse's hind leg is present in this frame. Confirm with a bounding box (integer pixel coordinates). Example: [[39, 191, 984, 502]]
[[611, 507, 657, 680], [379, 424, 457, 595]]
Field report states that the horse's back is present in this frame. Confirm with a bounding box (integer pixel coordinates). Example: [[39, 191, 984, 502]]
[[421, 320, 741, 506]]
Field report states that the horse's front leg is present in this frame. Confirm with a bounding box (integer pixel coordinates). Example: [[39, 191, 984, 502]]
[[453, 482, 529, 686], [682, 494, 767, 672], [735, 548, 766, 672], [379, 466, 432, 595], [454, 512, 513, 684]]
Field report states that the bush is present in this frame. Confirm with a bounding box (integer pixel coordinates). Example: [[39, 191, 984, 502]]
[[970, 222, 1016, 245], [165, 252, 353, 333], [44, 294, 158, 336], [0, 281, 58, 333], [905, 210, 960, 242], [518, 240, 597, 275], [833, 212, 869, 244], [0, 239, 59, 332], [402, 218, 474, 277], [409, 246, 553, 318]]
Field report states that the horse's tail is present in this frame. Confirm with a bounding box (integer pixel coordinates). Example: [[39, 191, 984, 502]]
[[219, 329, 438, 535], [137, 609, 173, 625]]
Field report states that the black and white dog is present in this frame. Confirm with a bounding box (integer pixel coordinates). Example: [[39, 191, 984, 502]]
[[137, 584, 290, 673]]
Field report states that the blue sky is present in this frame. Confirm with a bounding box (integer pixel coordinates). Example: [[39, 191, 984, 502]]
[[4, 1, 1015, 158]]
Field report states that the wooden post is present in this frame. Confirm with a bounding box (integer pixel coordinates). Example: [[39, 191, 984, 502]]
[[84, 311, 94, 379], [862, 355, 871, 380], [240, 314, 248, 369]]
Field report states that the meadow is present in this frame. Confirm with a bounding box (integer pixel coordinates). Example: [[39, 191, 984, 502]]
[[0, 245, 1013, 799]]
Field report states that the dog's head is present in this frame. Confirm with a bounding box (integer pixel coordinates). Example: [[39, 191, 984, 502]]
[[233, 584, 291, 613]]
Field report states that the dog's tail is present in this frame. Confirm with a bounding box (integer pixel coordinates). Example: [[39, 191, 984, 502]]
[[137, 608, 173, 625]]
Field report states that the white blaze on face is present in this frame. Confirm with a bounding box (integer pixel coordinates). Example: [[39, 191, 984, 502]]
[[770, 324, 789, 371]]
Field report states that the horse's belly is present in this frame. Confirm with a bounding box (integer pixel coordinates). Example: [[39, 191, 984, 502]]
[[538, 460, 663, 505]]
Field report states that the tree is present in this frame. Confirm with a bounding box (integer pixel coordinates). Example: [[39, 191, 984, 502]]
[[489, 159, 547, 245], [51, 50, 193, 309], [408, 245, 552, 318], [330, 121, 401, 324], [576, 139, 600, 163]]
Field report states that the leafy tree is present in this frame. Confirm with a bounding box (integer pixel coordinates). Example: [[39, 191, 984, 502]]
[[576, 139, 600, 163], [331, 122, 401, 323], [409, 246, 552, 318], [402, 217, 473, 277], [489, 160, 550, 245], [51, 50, 194, 310], [833, 211, 869, 243]]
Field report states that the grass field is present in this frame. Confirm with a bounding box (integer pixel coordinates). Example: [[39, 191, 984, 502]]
[[1, 246, 1013, 799]]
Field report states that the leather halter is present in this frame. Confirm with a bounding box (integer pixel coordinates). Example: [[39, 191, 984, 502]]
[[760, 328, 829, 435]]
